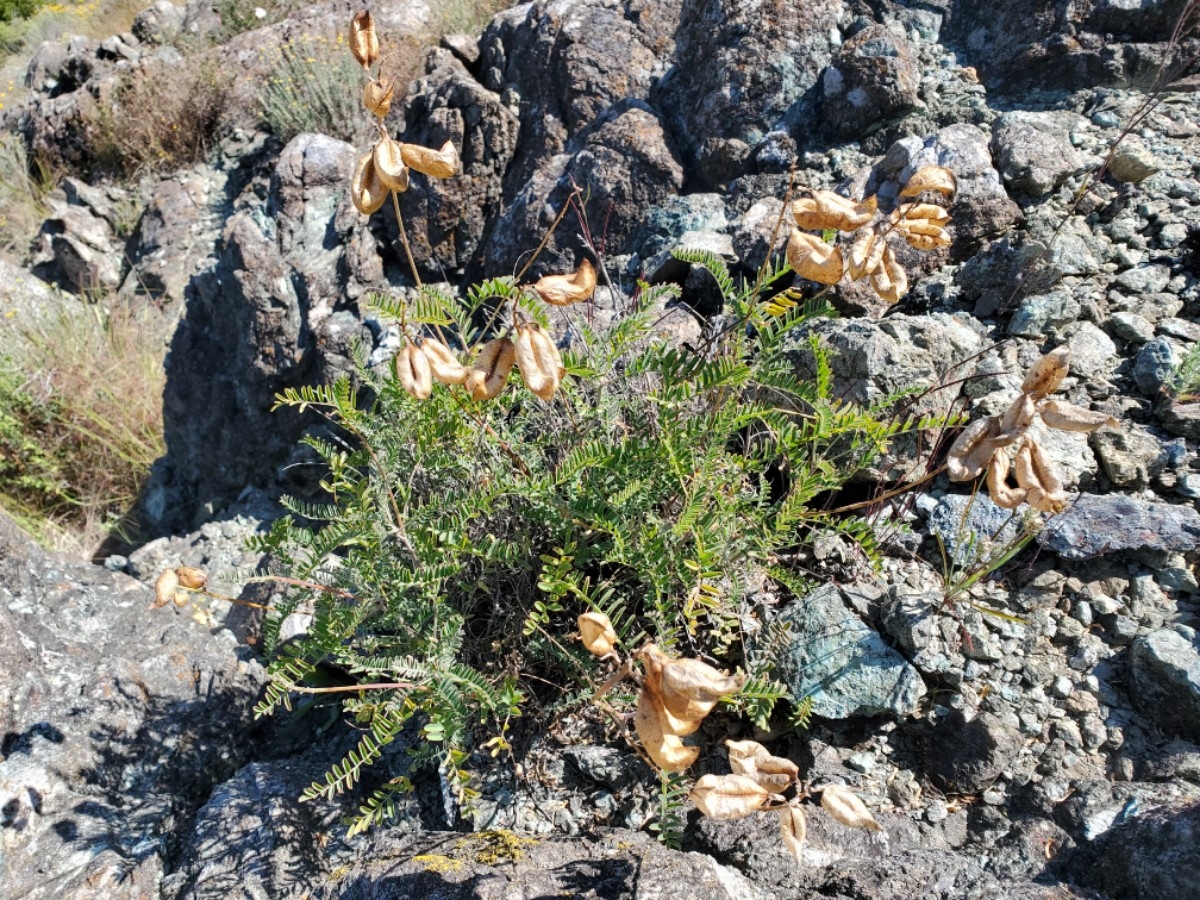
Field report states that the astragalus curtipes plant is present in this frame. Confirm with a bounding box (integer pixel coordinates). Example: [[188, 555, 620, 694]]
[[151, 10, 962, 840]]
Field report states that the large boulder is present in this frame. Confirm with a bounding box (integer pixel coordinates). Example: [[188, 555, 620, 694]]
[[653, 0, 841, 187], [942, 0, 1191, 94], [152, 133, 380, 532]]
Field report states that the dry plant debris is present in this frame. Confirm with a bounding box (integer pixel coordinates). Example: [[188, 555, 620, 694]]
[[948, 348, 1118, 512], [151, 565, 208, 609], [577, 613, 882, 863], [786, 165, 956, 304]]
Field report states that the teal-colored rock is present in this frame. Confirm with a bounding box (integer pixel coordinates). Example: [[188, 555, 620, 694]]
[[769, 584, 926, 719]]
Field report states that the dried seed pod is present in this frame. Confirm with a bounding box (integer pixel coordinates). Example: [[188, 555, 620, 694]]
[[394, 341, 433, 400], [947, 417, 994, 482], [689, 774, 771, 820], [996, 393, 1037, 442], [780, 806, 807, 863], [578, 611, 618, 657], [531, 259, 597, 306], [892, 204, 951, 250], [175, 566, 208, 590], [514, 324, 559, 400], [152, 569, 179, 610], [899, 164, 957, 198], [362, 77, 394, 118], [1027, 439, 1064, 495], [869, 245, 908, 303], [787, 228, 843, 285], [349, 10, 379, 69], [986, 449, 1027, 509], [1014, 441, 1068, 513], [373, 137, 409, 192], [726, 739, 770, 772], [1039, 399, 1118, 432], [420, 338, 468, 385], [893, 202, 950, 225], [465, 337, 516, 400], [1021, 348, 1070, 399], [351, 152, 388, 215], [792, 191, 877, 232], [819, 784, 882, 832], [530, 325, 565, 383], [635, 689, 700, 772], [724, 739, 798, 791], [399, 140, 460, 178], [846, 230, 886, 280], [637, 645, 702, 736], [655, 652, 746, 724]]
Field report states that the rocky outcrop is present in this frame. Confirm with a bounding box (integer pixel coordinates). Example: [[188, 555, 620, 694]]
[[0, 511, 264, 900], [151, 132, 381, 532]]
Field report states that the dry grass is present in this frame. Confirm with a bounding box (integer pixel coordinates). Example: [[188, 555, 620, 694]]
[[85, 60, 235, 177], [0, 132, 51, 261], [0, 293, 167, 555], [429, 0, 511, 36]]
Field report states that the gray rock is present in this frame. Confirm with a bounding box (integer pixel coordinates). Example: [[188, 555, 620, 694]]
[[486, 101, 684, 279], [788, 314, 984, 479], [769, 584, 926, 719], [1107, 138, 1162, 184], [1091, 426, 1167, 488], [0, 258, 62, 327], [154, 133, 380, 531], [1037, 493, 1200, 560], [633, 193, 729, 263], [309, 830, 764, 900], [1007, 289, 1080, 337], [1134, 337, 1181, 395], [942, 0, 1176, 93], [24, 39, 68, 92], [730, 197, 788, 274], [869, 124, 1022, 246], [1115, 264, 1172, 294], [1129, 626, 1200, 742], [822, 25, 920, 141], [1110, 311, 1156, 343], [1062, 322, 1119, 380], [991, 114, 1082, 197], [0, 512, 264, 900], [925, 709, 1023, 793], [32, 202, 123, 293], [132, 0, 185, 44], [653, 0, 837, 186], [1074, 802, 1200, 900]]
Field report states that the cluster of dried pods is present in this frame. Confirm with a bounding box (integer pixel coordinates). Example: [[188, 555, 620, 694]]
[[948, 348, 1118, 513], [348, 10, 460, 214], [151, 565, 208, 609], [579, 612, 882, 861], [349, 11, 600, 404], [786, 165, 956, 304], [388, 256, 596, 403], [692, 741, 881, 863]]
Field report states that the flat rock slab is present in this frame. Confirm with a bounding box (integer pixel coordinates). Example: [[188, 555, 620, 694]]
[[311, 830, 764, 900], [769, 584, 926, 719], [1037, 494, 1200, 560]]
